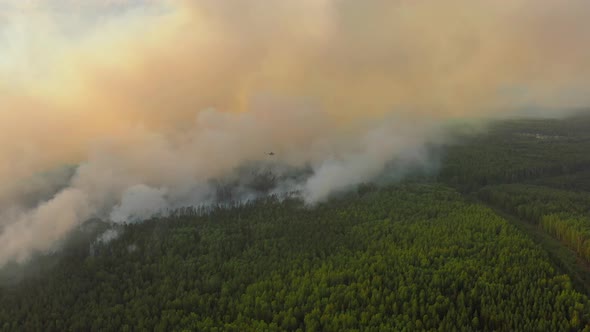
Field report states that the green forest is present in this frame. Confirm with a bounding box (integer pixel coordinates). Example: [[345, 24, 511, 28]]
[[4, 114, 590, 331]]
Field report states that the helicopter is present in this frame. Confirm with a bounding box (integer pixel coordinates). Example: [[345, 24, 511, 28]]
[[267, 152, 275, 156]]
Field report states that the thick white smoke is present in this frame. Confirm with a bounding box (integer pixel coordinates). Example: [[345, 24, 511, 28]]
[[0, 0, 590, 266], [110, 185, 168, 223]]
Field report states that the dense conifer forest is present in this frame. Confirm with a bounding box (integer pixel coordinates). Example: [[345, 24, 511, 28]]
[[4, 114, 590, 331]]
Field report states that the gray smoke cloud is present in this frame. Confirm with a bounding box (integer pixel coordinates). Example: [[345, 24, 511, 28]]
[[110, 185, 168, 223], [0, 0, 590, 266]]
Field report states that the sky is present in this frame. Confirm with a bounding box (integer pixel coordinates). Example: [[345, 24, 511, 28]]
[[0, 0, 589, 266]]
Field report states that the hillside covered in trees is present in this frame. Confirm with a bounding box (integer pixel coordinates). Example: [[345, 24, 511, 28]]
[[2, 185, 590, 331], [3, 114, 590, 331]]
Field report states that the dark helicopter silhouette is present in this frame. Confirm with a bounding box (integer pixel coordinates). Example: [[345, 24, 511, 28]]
[[267, 152, 275, 156]]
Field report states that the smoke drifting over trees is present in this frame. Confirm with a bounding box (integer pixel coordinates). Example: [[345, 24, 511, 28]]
[[1, 0, 590, 265]]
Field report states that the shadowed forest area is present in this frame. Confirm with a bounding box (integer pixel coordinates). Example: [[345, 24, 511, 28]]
[[3, 114, 590, 331]]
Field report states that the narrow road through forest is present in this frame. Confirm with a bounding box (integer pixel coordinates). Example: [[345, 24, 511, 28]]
[[480, 200, 590, 297]]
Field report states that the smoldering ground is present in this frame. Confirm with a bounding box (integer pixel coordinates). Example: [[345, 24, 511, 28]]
[[1, 0, 590, 266]]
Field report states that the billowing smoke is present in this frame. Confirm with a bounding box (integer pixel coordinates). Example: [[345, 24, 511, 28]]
[[95, 228, 120, 246], [1, 0, 590, 266], [110, 185, 168, 223]]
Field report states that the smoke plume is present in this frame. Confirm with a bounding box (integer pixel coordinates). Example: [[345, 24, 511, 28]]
[[1, 0, 589, 265]]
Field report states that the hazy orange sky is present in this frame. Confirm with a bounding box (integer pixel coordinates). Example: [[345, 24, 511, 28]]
[[1, 0, 590, 265], [1, 0, 590, 184]]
